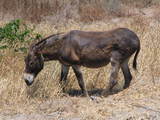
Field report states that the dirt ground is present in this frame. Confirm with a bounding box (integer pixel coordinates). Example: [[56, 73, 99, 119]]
[[0, 77, 160, 120]]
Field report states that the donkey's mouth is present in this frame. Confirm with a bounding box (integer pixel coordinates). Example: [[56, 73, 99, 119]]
[[23, 73, 35, 86], [25, 79, 33, 86]]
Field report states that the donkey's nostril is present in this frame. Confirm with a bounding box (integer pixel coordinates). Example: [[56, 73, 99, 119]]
[[25, 79, 33, 86]]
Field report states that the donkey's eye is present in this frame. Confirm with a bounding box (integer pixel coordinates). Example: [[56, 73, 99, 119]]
[[29, 62, 34, 66]]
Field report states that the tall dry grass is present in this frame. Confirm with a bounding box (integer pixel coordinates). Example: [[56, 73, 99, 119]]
[[2, 0, 160, 23], [0, 14, 160, 114]]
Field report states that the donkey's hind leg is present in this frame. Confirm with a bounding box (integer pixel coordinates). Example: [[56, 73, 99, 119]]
[[72, 65, 89, 97], [109, 51, 121, 91], [60, 64, 70, 91], [121, 59, 132, 89]]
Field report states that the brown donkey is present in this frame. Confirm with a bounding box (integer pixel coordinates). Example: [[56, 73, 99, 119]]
[[24, 28, 140, 97]]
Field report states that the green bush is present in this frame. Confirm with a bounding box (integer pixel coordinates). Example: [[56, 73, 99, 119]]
[[0, 19, 42, 52]]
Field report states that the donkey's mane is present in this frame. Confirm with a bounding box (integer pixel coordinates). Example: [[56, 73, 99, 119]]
[[30, 32, 64, 51], [35, 32, 64, 46]]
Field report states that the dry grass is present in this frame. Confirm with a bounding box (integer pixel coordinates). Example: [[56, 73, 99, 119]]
[[2, 0, 160, 23], [0, 5, 160, 119], [79, 3, 106, 22]]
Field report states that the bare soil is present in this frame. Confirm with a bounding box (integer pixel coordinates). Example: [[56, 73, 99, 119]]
[[1, 78, 160, 120]]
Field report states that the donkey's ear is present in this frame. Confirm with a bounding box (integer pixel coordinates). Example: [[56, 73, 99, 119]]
[[33, 40, 47, 53]]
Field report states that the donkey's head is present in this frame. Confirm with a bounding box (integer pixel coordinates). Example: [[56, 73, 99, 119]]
[[23, 40, 46, 86], [23, 33, 64, 86], [24, 51, 44, 86]]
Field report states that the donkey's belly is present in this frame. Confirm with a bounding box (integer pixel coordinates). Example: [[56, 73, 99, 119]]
[[80, 52, 111, 68], [81, 58, 110, 68], [59, 55, 110, 68]]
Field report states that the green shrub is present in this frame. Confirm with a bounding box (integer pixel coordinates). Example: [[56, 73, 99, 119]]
[[0, 19, 42, 52]]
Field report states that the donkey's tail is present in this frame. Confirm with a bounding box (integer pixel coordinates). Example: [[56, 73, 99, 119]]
[[133, 45, 140, 70]]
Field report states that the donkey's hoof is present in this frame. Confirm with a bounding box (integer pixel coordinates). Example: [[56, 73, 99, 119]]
[[123, 85, 130, 89]]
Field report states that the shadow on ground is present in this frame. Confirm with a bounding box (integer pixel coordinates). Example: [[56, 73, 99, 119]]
[[66, 88, 120, 97]]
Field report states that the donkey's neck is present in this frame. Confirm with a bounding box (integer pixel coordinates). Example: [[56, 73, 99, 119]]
[[34, 34, 65, 61]]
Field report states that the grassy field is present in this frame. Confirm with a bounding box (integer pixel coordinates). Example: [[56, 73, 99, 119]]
[[0, 1, 160, 120]]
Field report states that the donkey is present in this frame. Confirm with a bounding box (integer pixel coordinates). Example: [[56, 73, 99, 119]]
[[24, 28, 140, 97]]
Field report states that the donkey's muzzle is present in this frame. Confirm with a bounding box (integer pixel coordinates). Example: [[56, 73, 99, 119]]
[[23, 73, 35, 86]]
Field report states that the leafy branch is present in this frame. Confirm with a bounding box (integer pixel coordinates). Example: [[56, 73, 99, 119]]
[[0, 19, 42, 52]]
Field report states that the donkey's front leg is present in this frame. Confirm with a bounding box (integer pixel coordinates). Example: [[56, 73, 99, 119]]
[[72, 65, 89, 97], [60, 64, 70, 92]]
